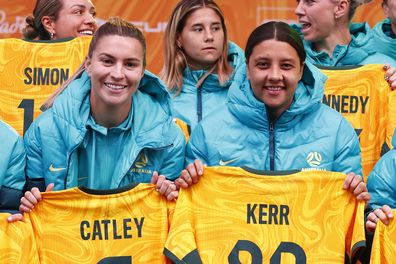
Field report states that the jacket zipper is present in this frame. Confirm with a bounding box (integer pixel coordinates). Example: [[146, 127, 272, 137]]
[[269, 121, 275, 171], [197, 87, 202, 123]]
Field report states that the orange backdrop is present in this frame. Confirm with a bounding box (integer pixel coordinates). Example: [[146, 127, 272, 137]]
[[0, 0, 386, 74]]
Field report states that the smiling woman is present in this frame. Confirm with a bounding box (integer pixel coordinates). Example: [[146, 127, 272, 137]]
[[22, 0, 97, 40], [19, 18, 185, 199]]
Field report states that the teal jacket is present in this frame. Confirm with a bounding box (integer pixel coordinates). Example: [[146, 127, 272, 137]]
[[0, 121, 26, 212], [371, 19, 396, 60], [367, 130, 396, 209], [186, 62, 362, 174], [292, 22, 396, 67], [172, 41, 245, 132], [24, 71, 185, 191]]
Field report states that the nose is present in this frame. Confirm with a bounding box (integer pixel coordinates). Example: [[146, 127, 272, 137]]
[[204, 29, 214, 42], [295, 1, 304, 17], [269, 66, 283, 82], [84, 12, 96, 26], [110, 64, 125, 79]]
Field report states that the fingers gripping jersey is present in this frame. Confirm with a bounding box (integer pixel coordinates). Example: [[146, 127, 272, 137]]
[[320, 64, 396, 178], [370, 210, 396, 264], [164, 166, 365, 264], [0, 37, 91, 136], [25, 184, 174, 264], [0, 213, 39, 263]]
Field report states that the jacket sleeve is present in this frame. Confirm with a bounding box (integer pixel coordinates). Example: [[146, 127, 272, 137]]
[[334, 118, 363, 176], [0, 127, 26, 212], [185, 124, 210, 166], [23, 123, 46, 192], [160, 125, 186, 181], [367, 149, 396, 209]]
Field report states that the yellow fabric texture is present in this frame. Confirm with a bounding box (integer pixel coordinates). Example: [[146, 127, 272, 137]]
[[321, 64, 396, 179], [26, 184, 174, 263], [370, 209, 396, 264], [165, 166, 366, 263], [0, 37, 91, 136]]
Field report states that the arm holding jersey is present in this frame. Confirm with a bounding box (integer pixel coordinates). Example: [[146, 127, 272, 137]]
[[0, 121, 26, 213]]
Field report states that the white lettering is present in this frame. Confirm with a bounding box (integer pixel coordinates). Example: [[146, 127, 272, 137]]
[[0, 10, 26, 34]]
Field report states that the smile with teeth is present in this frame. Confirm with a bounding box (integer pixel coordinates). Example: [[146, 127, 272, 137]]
[[105, 83, 127, 90], [300, 22, 311, 30], [79, 30, 93, 35], [265, 86, 283, 91]]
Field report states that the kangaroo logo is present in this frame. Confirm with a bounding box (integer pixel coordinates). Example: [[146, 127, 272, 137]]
[[306, 152, 322, 167]]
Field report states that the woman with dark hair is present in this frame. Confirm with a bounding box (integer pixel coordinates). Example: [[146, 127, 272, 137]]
[[161, 0, 244, 132], [177, 21, 368, 202], [23, 0, 97, 40]]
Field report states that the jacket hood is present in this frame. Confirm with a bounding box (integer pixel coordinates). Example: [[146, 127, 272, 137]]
[[227, 61, 327, 130], [52, 70, 173, 150], [181, 41, 245, 93], [293, 23, 376, 66]]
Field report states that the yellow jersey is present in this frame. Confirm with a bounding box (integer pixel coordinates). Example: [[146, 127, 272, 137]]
[[370, 210, 396, 264], [0, 37, 91, 136], [26, 184, 174, 263], [320, 64, 396, 178], [165, 166, 365, 263], [0, 213, 39, 264]]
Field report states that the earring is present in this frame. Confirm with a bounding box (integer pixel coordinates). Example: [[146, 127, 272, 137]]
[[50, 32, 54, 39], [176, 41, 182, 49]]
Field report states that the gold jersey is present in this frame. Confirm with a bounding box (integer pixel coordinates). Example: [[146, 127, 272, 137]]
[[0, 37, 91, 136], [320, 64, 396, 178], [26, 184, 174, 263], [0, 213, 39, 264], [370, 210, 396, 264], [165, 166, 365, 264]]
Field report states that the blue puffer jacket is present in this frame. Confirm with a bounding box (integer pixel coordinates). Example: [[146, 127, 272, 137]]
[[292, 23, 396, 67], [367, 131, 396, 209], [24, 70, 185, 191], [371, 19, 396, 61], [0, 121, 26, 212], [172, 41, 245, 132], [186, 62, 362, 174]]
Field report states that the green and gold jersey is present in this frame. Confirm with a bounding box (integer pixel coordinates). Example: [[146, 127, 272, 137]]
[[0, 213, 39, 263], [164, 166, 365, 264], [320, 64, 396, 178], [26, 184, 174, 264], [370, 209, 396, 264], [0, 37, 91, 136]]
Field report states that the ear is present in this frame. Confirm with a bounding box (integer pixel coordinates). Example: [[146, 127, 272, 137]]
[[383, 2, 389, 17], [334, 0, 349, 20], [41, 16, 56, 35], [299, 62, 305, 80], [176, 35, 182, 48], [246, 60, 250, 80], [85, 57, 92, 76]]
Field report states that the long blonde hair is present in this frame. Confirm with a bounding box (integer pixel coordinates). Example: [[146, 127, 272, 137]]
[[41, 17, 146, 110], [160, 0, 232, 95]]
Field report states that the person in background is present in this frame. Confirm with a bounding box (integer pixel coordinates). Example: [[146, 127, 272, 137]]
[[294, 0, 396, 87], [161, 0, 244, 133], [0, 121, 26, 213], [177, 22, 369, 205], [22, 0, 97, 40]]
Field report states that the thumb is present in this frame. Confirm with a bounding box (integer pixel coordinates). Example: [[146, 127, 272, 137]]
[[46, 183, 55, 192], [151, 171, 159, 184]]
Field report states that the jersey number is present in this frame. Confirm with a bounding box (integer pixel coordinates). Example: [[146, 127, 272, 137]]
[[228, 240, 306, 264], [18, 99, 35, 135], [98, 256, 132, 264]]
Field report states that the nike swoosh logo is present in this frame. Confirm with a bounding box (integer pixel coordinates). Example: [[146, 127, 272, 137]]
[[49, 164, 66, 172], [219, 158, 239, 166]]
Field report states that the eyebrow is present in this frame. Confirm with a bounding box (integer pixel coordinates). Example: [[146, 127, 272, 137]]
[[99, 53, 141, 62], [191, 21, 221, 27]]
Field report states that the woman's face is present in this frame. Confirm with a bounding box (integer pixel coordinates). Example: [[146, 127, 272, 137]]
[[295, 0, 338, 42], [247, 39, 303, 119], [177, 7, 224, 70], [86, 35, 145, 112], [51, 0, 97, 39]]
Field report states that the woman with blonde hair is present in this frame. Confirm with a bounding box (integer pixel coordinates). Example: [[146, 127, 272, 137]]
[[161, 0, 244, 133]]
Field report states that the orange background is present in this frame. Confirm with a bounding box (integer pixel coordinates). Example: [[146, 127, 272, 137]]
[[0, 0, 386, 74]]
